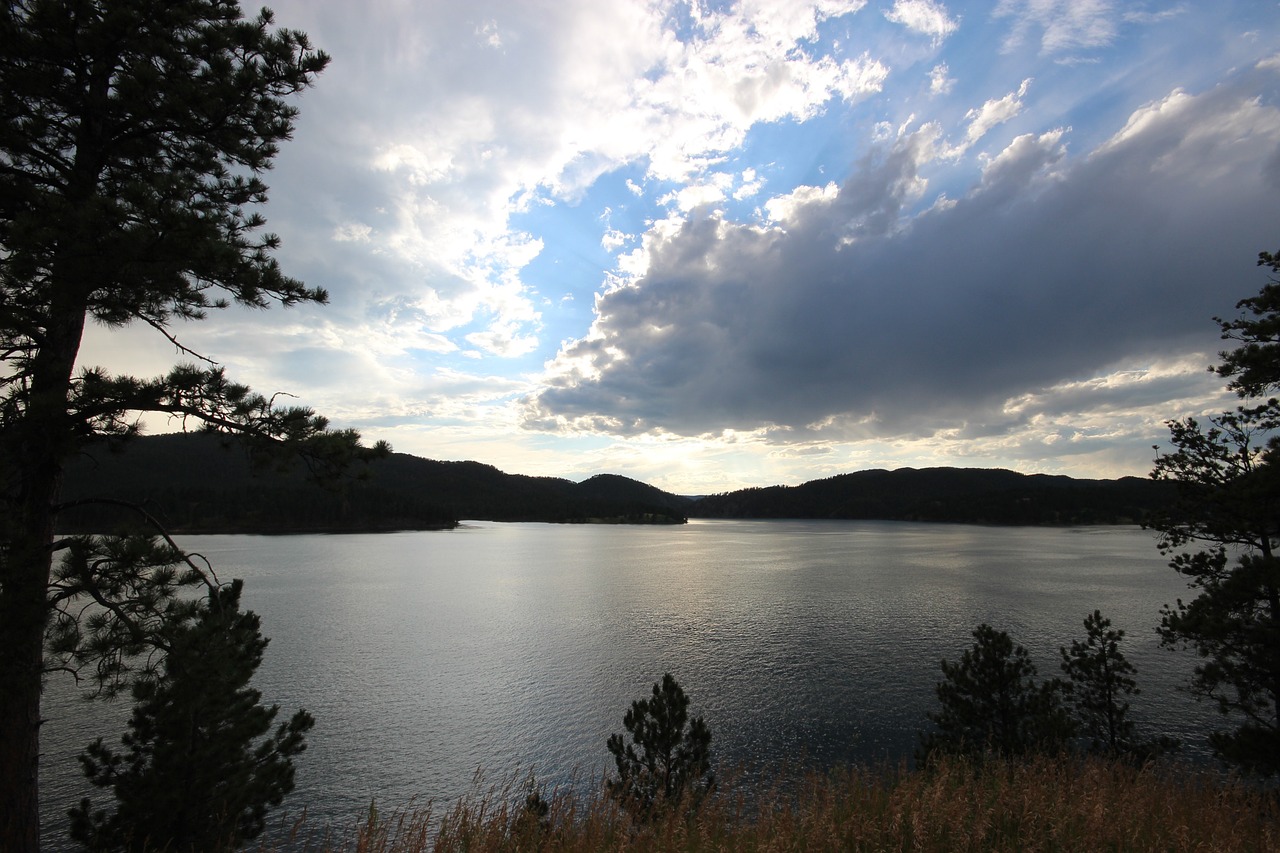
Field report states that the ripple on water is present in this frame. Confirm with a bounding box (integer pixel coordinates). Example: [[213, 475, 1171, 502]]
[[39, 520, 1217, 848]]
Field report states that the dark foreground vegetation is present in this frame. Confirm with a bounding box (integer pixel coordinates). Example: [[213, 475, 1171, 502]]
[[250, 645, 1274, 851], [308, 600, 1253, 852], [265, 755, 1277, 853]]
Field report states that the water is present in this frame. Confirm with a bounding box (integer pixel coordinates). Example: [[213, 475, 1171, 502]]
[[38, 519, 1217, 846]]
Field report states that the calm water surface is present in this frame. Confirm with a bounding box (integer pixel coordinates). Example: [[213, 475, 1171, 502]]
[[39, 519, 1216, 845]]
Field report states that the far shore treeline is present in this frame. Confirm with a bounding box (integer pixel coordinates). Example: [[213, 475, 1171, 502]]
[[58, 432, 1175, 534]]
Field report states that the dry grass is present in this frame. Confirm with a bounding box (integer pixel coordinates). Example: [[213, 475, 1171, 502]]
[[265, 755, 1279, 853]]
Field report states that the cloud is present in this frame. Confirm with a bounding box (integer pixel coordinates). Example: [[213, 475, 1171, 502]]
[[734, 167, 765, 200], [956, 78, 1033, 154], [266, 0, 887, 371], [332, 222, 373, 243], [659, 173, 735, 212], [524, 72, 1280, 445], [884, 0, 959, 42], [765, 182, 840, 223], [464, 322, 540, 358], [1122, 5, 1188, 26], [602, 228, 630, 252], [976, 128, 1067, 201], [635, 6, 889, 182], [928, 62, 954, 96], [994, 0, 1119, 56], [1094, 88, 1192, 153]]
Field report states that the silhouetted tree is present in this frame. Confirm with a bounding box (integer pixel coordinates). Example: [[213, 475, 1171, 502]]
[[919, 624, 1073, 761], [1059, 610, 1167, 760], [0, 3, 383, 846], [1059, 610, 1138, 756], [606, 673, 713, 816], [68, 578, 312, 852], [1149, 248, 1280, 775], [44, 528, 221, 697]]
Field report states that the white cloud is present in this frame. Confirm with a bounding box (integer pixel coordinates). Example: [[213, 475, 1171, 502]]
[[865, 78, 1033, 170], [476, 19, 503, 49], [956, 78, 1033, 152], [764, 182, 839, 223], [332, 222, 372, 242], [267, 0, 887, 371], [884, 0, 959, 41], [1093, 88, 1193, 154], [1123, 5, 1188, 25], [928, 62, 954, 95], [976, 128, 1068, 198], [637, 20, 889, 182], [659, 173, 736, 212], [733, 167, 765, 200], [465, 322, 540, 358], [601, 228, 630, 252], [994, 0, 1118, 56]]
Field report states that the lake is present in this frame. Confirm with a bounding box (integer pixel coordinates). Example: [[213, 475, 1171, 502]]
[[38, 519, 1218, 846]]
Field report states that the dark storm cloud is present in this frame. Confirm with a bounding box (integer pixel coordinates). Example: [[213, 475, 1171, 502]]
[[526, 68, 1280, 439]]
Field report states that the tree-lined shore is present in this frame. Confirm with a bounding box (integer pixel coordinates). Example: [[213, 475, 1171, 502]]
[[57, 432, 1176, 532]]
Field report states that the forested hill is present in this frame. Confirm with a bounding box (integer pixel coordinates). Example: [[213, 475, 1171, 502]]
[[57, 433, 690, 533], [57, 434, 1176, 534], [691, 467, 1175, 526]]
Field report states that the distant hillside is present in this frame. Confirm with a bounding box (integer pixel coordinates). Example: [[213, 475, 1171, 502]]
[[56, 434, 1175, 534], [57, 433, 690, 533], [688, 467, 1175, 525]]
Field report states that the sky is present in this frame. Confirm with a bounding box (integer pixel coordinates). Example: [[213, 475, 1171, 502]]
[[81, 0, 1280, 494]]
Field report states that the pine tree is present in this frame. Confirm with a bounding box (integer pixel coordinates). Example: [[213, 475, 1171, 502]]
[[606, 673, 714, 816], [919, 624, 1073, 761], [1059, 611, 1139, 756], [68, 578, 312, 852], [0, 3, 380, 846], [1060, 611, 1179, 763], [1149, 247, 1280, 775]]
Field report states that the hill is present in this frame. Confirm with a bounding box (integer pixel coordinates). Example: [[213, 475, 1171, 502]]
[[56, 434, 1175, 534], [57, 433, 690, 533], [689, 467, 1174, 525]]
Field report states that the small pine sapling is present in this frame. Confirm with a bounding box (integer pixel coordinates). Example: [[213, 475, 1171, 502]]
[[606, 673, 713, 816], [1060, 610, 1153, 758]]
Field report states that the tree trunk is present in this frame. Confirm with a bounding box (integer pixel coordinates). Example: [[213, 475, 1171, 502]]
[[1267, 571, 1280, 736], [0, 417, 64, 851], [0, 287, 88, 851], [0, 500, 56, 852]]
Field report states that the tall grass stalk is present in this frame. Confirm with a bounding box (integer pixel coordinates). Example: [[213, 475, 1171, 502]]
[[261, 754, 1277, 852]]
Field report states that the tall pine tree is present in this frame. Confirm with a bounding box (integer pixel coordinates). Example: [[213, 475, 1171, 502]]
[[0, 3, 379, 847], [1150, 248, 1280, 775]]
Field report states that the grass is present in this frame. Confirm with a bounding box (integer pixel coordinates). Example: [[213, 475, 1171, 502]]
[[264, 754, 1280, 852]]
